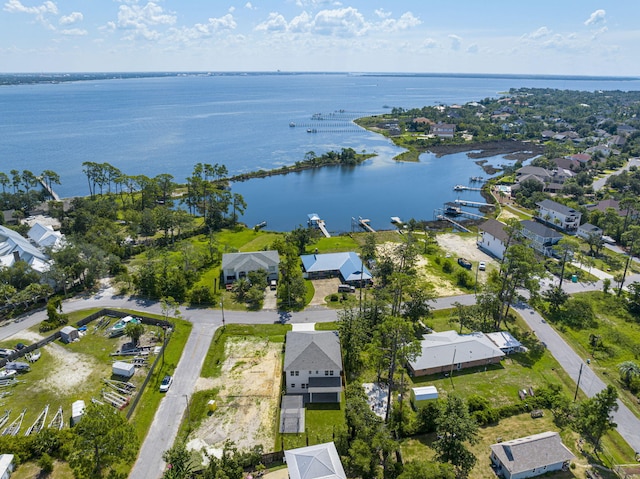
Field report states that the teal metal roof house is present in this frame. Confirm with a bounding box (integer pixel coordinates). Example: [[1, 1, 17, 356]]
[[300, 252, 372, 285]]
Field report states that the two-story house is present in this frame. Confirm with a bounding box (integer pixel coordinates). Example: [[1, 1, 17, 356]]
[[521, 220, 563, 257], [536, 199, 581, 233], [284, 331, 343, 403]]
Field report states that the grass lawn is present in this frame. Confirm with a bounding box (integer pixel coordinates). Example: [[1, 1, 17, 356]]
[[311, 236, 360, 253], [543, 291, 640, 418], [400, 413, 609, 479]]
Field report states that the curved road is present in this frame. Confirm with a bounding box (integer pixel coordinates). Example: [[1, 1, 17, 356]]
[[3, 274, 640, 477]]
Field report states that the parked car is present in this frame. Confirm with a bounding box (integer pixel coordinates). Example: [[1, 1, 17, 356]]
[[160, 375, 173, 392], [270, 280, 277, 290], [338, 284, 356, 293], [479, 261, 486, 271]]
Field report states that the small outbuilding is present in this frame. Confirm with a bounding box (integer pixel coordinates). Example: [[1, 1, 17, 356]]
[[71, 400, 85, 426], [112, 361, 135, 379], [60, 326, 79, 344], [410, 386, 439, 409]]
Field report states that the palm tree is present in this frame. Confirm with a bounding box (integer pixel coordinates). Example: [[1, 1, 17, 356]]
[[618, 361, 640, 387]]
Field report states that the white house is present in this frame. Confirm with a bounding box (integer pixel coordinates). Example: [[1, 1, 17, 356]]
[[27, 222, 64, 250], [576, 223, 603, 241], [486, 331, 523, 354], [285, 442, 346, 479], [490, 431, 575, 479], [408, 331, 505, 377], [221, 250, 280, 284], [284, 331, 342, 403], [478, 219, 510, 260], [0, 225, 50, 273], [536, 199, 582, 233]]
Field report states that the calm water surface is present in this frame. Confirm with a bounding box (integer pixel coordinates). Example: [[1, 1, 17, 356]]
[[2, 73, 639, 231]]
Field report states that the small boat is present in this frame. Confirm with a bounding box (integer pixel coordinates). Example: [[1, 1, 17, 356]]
[[453, 185, 468, 191], [390, 216, 403, 225], [109, 316, 141, 337], [254, 221, 267, 230], [289, 122, 296, 127], [26, 350, 41, 363], [0, 370, 17, 379], [306, 128, 317, 133], [457, 258, 472, 270], [470, 176, 484, 182]]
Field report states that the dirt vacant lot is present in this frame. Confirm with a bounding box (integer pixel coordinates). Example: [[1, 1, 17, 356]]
[[189, 337, 282, 456]]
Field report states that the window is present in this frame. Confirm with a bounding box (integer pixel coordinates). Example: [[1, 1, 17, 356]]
[[291, 384, 295, 388], [309, 371, 312, 374], [325, 371, 329, 376], [301, 384, 306, 389], [330, 370, 334, 376], [295, 371, 299, 376], [290, 371, 294, 376]]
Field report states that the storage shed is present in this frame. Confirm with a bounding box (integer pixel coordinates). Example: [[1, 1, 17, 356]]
[[71, 400, 85, 426], [410, 386, 439, 409], [112, 361, 135, 378], [60, 326, 79, 344]]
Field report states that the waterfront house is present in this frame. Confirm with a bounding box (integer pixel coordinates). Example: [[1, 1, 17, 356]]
[[27, 222, 64, 250], [490, 431, 575, 479], [536, 199, 581, 233], [284, 331, 342, 403], [520, 220, 563, 257], [408, 330, 504, 377], [284, 442, 346, 479], [221, 250, 280, 285], [477, 219, 509, 260], [300, 252, 372, 286], [430, 123, 456, 138]]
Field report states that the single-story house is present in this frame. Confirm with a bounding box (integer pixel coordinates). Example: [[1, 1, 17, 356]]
[[300, 252, 372, 286], [486, 331, 523, 354], [408, 331, 505, 377], [284, 331, 343, 403], [576, 223, 603, 241], [520, 220, 563, 257], [0, 454, 15, 479], [410, 386, 438, 409], [536, 199, 581, 233], [221, 250, 280, 284], [478, 219, 510, 260], [60, 326, 79, 344], [285, 442, 346, 479], [490, 431, 575, 479]]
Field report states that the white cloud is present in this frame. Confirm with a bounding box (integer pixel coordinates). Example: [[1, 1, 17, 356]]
[[255, 12, 288, 32], [313, 7, 369, 36], [59, 11, 82, 25], [378, 11, 420, 32], [374, 8, 391, 19], [585, 9, 606, 26], [529, 26, 551, 39], [448, 34, 462, 50], [422, 38, 437, 49], [467, 43, 478, 54], [60, 27, 87, 36], [289, 11, 312, 33], [115, 2, 176, 40], [244, 2, 254, 10], [4, 0, 58, 26]]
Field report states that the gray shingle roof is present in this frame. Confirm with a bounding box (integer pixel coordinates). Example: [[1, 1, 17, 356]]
[[285, 442, 346, 479], [521, 220, 563, 239], [479, 219, 510, 242], [284, 331, 342, 372], [536, 199, 578, 216], [221, 250, 279, 271], [491, 431, 575, 475]]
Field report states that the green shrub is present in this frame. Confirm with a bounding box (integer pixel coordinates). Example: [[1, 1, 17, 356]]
[[330, 294, 339, 302], [442, 259, 453, 273]]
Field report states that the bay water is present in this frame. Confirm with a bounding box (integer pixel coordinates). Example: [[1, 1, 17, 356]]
[[2, 73, 639, 232]]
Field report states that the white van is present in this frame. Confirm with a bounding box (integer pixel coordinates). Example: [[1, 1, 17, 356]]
[[338, 284, 356, 293]]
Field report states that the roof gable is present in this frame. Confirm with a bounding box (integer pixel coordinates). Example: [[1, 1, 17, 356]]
[[536, 199, 578, 217], [284, 331, 342, 372], [490, 431, 575, 475], [521, 220, 563, 239], [285, 442, 346, 479], [479, 219, 510, 242], [221, 251, 280, 271]]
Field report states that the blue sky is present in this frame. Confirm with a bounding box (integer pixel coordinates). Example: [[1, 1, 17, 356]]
[[1, 0, 638, 75]]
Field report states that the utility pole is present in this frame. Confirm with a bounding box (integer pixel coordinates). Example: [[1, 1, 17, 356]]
[[574, 363, 584, 401]]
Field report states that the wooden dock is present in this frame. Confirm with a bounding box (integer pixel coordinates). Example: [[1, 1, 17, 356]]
[[454, 199, 494, 208], [453, 185, 482, 192], [39, 178, 60, 201], [436, 215, 471, 233], [307, 213, 331, 238], [357, 216, 376, 233]]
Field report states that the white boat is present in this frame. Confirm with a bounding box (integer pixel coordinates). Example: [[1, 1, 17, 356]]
[[0, 370, 16, 379], [109, 316, 141, 337], [390, 216, 402, 225], [26, 350, 41, 363]]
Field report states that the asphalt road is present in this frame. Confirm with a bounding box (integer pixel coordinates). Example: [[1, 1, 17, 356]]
[[3, 273, 640, 476]]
